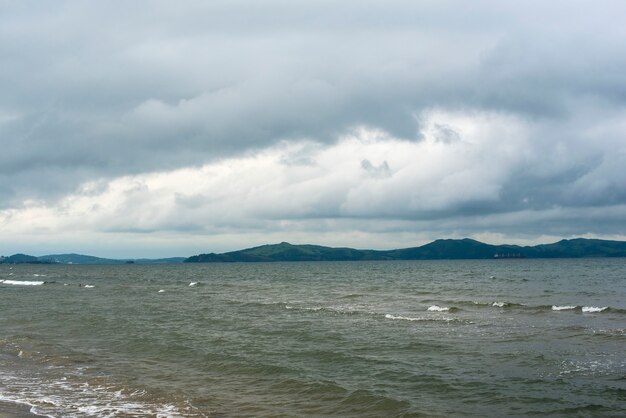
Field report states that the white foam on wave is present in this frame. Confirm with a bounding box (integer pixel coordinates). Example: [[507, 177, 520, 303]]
[[0, 280, 45, 286], [557, 358, 619, 378], [158, 289, 165, 293], [84, 285, 95, 288], [385, 314, 422, 321], [427, 305, 449, 312], [0, 370, 186, 418], [552, 305, 577, 311], [32, 274, 46, 277], [384, 314, 462, 323], [492, 302, 506, 307], [189, 282, 198, 287], [285, 305, 354, 313], [582, 306, 608, 313]]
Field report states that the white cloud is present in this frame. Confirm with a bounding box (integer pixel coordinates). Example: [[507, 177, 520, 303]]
[[2, 107, 624, 256]]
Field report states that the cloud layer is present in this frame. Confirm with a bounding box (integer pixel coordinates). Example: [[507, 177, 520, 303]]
[[1, 1, 626, 256]]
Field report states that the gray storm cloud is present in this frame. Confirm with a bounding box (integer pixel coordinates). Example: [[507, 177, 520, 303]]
[[1, 0, 626, 255]]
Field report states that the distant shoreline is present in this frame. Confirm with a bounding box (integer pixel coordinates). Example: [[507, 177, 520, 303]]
[[2, 238, 626, 264], [184, 238, 626, 263]]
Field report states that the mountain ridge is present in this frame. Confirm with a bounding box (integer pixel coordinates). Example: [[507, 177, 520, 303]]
[[0, 253, 186, 265], [2, 238, 626, 264], [185, 238, 626, 262]]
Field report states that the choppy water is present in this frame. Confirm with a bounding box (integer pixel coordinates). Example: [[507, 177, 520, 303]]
[[1, 259, 625, 417]]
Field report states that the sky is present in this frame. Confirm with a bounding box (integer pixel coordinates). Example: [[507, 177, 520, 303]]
[[1, 1, 626, 258]]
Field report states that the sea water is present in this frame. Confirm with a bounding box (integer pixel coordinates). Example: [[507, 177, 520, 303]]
[[0, 259, 624, 417]]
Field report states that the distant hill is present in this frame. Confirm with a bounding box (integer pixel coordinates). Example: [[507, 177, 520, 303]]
[[185, 242, 387, 262], [185, 238, 626, 262], [526, 238, 626, 258], [38, 254, 186, 265], [0, 253, 53, 264], [3, 238, 625, 265], [385, 238, 524, 260], [1, 253, 186, 265], [38, 253, 125, 264]]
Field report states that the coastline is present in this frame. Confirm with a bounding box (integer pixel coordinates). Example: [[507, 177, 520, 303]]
[[0, 401, 42, 418]]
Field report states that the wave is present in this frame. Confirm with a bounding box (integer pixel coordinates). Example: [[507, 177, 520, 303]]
[[0, 280, 46, 286], [582, 306, 608, 313], [0, 375, 188, 418], [492, 301, 525, 308], [607, 307, 626, 314], [552, 305, 577, 311], [426, 305, 460, 312], [384, 314, 468, 323], [551, 305, 614, 313], [593, 328, 625, 338], [285, 305, 322, 312], [286, 305, 371, 316], [0, 335, 193, 417], [286, 303, 464, 318], [422, 299, 524, 309], [189, 282, 198, 287], [456, 301, 623, 314], [240, 297, 623, 318], [386, 314, 434, 322]]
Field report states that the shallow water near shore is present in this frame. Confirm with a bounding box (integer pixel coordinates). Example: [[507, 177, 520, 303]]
[[1, 259, 625, 417]]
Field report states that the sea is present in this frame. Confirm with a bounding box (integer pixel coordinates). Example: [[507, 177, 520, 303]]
[[0, 259, 625, 417]]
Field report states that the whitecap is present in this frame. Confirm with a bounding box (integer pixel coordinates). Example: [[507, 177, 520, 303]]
[[33, 274, 46, 277], [427, 305, 449, 312], [582, 306, 607, 313], [552, 305, 577, 311], [385, 314, 423, 321], [84, 285, 95, 288], [158, 289, 165, 293], [0, 280, 45, 286], [384, 313, 462, 323], [492, 302, 506, 307], [189, 282, 198, 287]]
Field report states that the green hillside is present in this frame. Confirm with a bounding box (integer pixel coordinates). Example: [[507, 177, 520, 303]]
[[186, 238, 626, 262]]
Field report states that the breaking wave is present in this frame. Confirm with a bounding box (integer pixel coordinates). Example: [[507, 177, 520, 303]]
[[383, 314, 470, 324], [551, 305, 616, 313], [427, 305, 449, 312], [552, 305, 577, 311], [582, 306, 608, 313], [0, 280, 46, 286]]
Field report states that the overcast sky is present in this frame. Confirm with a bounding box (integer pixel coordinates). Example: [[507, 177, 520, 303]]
[[1, 1, 626, 258]]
